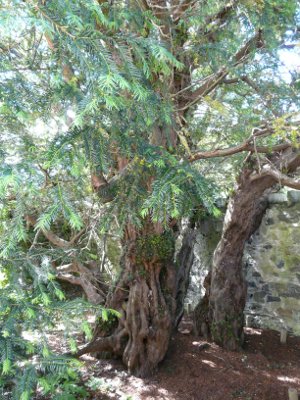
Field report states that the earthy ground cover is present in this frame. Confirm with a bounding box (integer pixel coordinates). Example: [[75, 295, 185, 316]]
[[76, 327, 300, 400]]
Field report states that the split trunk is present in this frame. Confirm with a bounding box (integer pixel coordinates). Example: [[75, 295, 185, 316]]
[[77, 221, 177, 377]]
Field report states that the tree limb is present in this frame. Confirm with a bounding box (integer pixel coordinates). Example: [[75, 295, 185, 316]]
[[189, 122, 293, 162], [177, 30, 264, 111], [56, 273, 82, 286], [75, 335, 117, 357], [251, 165, 300, 189], [41, 229, 72, 249], [189, 142, 290, 162], [199, 0, 238, 33]]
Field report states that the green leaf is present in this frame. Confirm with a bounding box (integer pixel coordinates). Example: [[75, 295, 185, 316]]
[[20, 391, 30, 400], [2, 358, 11, 375], [25, 308, 36, 319], [101, 308, 108, 321], [81, 321, 93, 340], [54, 289, 66, 301], [69, 338, 78, 354]]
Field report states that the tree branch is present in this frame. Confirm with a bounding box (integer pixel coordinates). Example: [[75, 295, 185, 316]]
[[189, 142, 290, 162], [199, 0, 238, 33], [40, 229, 72, 249], [56, 273, 82, 286], [180, 30, 264, 110], [27, 215, 85, 249], [75, 335, 116, 357], [251, 165, 300, 189], [173, 0, 197, 21], [189, 123, 293, 162]]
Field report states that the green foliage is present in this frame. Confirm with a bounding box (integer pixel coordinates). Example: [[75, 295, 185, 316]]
[[0, 237, 116, 398], [0, 0, 299, 393], [140, 158, 221, 223]]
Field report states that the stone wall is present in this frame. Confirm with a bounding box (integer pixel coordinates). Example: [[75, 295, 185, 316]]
[[185, 189, 300, 335], [184, 219, 221, 309], [244, 190, 300, 334]]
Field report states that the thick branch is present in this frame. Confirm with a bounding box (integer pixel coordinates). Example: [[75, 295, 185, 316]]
[[189, 122, 293, 162], [75, 336, 115, 357], [190, 118, 300, 162], [56, 263, 77, 273], [173, 0, 197, 21], [182, 30, 264, 108], [41, 229, 72, 249], [189, 142, 290, 162], [200, 0, 238, 33], [75, 329, 128, 357], [56, 273, 82, 286], [234, 29, 264, 65], [27, 215, 85, 249], [251, 165, 300, 189]]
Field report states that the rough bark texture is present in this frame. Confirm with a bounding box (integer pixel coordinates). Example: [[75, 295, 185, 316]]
[[55, 261, 105, 304], [208, 169, 271, 350], [77, 221, 177, 377], [196, 150, 300, 350]]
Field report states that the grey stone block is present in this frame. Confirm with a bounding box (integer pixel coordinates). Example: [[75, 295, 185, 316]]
[[263, 243, 273, 250], [268, 192, 288, 204], [266, 295, 281, 302], [253, 292, 267, 302], [276, 260, 285, 269], [282, 284, 300, 299], [287, 190, 300, 203]]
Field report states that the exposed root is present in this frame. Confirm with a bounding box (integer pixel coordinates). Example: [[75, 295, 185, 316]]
[[76, 328, 128, 357], [79, 224, 177, 377]]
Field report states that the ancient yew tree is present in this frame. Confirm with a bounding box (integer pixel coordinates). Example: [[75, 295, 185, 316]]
[[1, 0, 299, 381]]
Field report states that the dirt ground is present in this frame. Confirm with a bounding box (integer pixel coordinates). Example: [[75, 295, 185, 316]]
[[80, 327, 300, 400]]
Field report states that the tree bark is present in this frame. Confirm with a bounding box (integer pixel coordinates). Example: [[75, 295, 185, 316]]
[[195, 149, 300, 350], [77, 221, 177, 377], [208, 168, 271, 350], [55, 261, 106, 304]]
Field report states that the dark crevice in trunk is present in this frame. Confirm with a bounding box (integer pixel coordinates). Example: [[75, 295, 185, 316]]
[[174, 223, 197, 327]]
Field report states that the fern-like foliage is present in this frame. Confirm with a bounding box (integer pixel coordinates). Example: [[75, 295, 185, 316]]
[[0, 0, 299, 395], [0, 250, 116, 399]]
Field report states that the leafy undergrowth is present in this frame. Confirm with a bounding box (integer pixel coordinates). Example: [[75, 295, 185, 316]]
[[35, 328, 300, 400]]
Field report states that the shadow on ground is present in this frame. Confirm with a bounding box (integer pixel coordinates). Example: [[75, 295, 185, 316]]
[[82, 328, 300, 400]]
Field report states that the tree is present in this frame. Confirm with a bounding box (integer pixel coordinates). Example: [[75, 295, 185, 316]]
[[1, 0, 299, 378], [195, 147, 300, 350]]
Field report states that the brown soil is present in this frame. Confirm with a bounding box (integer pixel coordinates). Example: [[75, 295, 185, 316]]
[[82, 328, 300, 400]]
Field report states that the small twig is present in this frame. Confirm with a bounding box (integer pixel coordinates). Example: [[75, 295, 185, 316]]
[[29, 229, 41, 250], [253, 136, 262, 173]]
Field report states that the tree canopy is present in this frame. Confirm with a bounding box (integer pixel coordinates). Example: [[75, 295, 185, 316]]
[[1, 0, 300, 396]]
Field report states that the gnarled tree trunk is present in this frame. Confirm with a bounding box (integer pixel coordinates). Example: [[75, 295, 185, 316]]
[[195, 149, 300, 350], [77, 221, 177, 377], [208, 168, 271, 349]]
